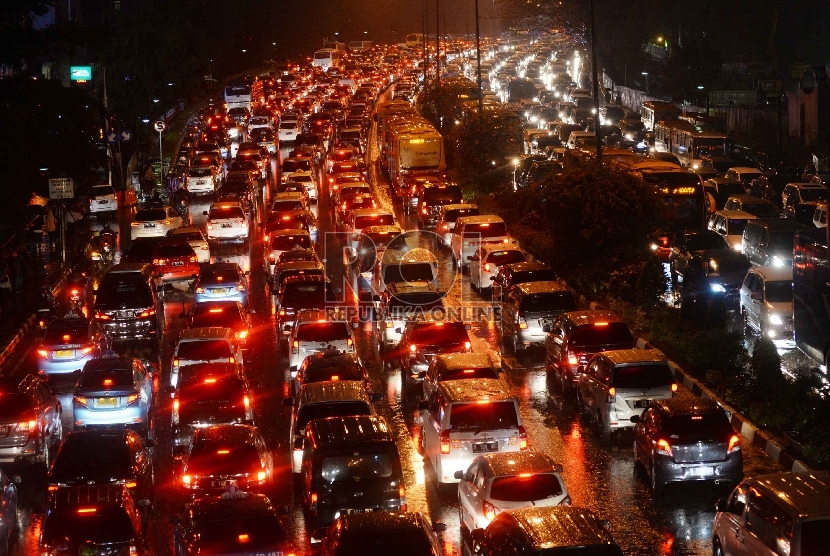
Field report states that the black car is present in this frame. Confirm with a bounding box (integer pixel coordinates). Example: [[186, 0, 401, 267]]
[[171, 493, 292, 556], [48, 429, 154, 508], [632, 398, 743, 493], [679, 249, 752, 307], [668, 230, 730, 285], [40, 485, 145, 556], [0, 374, 63, 467], [120, 238, 161, 265], [320, 511, 446, 555], [491, 262, 558, 303]]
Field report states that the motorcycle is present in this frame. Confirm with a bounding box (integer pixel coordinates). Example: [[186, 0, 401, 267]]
[[65, 269, 88, 315], [37, 288, 58, 333]]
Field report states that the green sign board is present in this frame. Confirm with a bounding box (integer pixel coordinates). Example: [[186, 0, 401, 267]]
[[70, 66, 92, 81]]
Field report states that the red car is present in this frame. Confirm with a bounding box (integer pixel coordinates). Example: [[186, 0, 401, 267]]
[[153, 239, 200, 283]]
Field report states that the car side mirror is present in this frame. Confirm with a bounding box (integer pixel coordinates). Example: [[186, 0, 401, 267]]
[[716, 498, 729, 513], [203, 211, 208, 216], [283, 397, 295, 407], [371, 392, 383, 402], [293, 436, 305, 450], [470, 528, 485, 543], [453, 470, 465, 480], [372, 294, 381, 302], [394, 327, 402, 334], [630, 415, 640, 424], [432, 522, 447, 533], [466, 255, 473, 261], [489, 276, 495, 281], [311, 527, 328, 545], [465, 324, 472, 330], [418, 400, 429, 411], [418, 370, 427, 379]]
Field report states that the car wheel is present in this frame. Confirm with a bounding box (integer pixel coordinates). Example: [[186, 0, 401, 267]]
[[51, 418, 63, 448], [598, 412, 611, 442], [650, 464, 664, 494], [712, 538, 724, 556], [458, 501, 470, 540]]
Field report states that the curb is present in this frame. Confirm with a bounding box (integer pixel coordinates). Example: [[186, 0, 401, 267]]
[[0, 266, 71, 370], [636, 336, 812, 473]]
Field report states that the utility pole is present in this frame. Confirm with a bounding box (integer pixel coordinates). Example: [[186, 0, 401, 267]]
[[590, 0, 602, 164], [475, 0, 483, 114], [423, 0, 429, 83], [435, 0, 440, 80]]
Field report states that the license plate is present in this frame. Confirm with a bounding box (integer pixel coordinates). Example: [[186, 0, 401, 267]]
[[96, 397, 117, 407], [222, 223, 232, 228], [196, 180, 206, 184], [472, 442, 499, 453], [98, 200, 108, 204], [143, 223, 155, 228], [54, 349, 74, 358], [211, 479, 237, 489], [172, 261, 184, 266], [633, 399, 652, 409], [212, 288, 228, 295], [342, 508, 373, 515], [688, 466, 713, 477]]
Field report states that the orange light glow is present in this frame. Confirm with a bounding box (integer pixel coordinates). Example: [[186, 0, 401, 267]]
[[203, 378, 216, 384], [77, 508, 97, 514], [209, 308, 223, 313], [238, 534, 250, 543], [217, 450, 230, 454], [103, 379, 113, 386]]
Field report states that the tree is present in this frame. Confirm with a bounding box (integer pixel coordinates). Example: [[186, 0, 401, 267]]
[[447, 108, 522, 192]]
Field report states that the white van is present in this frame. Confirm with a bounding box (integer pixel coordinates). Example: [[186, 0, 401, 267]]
[[372, 247, 438, 297], [451, 215, 513, 270], [171, 327, 245, 388], [418, 378, 527, 484], [287, 309, 356, 373]]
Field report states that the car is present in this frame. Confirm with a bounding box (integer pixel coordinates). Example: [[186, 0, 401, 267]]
[[270, 191, 307, 213], [35, 318, 104, 375], [93, 263, 159, 343], [292, 349, 371, 401], [417, 183, 464, 229], [739, 265, 793, 339], [470, 507, 622, 556], [344, 209, 396, 252], [708, 209, 757, 252], [39, 485, 145, 556], [0, 375, 63, 467], [186, 300, 252, 347], [336, 194, 378, 230], [205, 201, 249, 241], [632, 397, 742, 493], [265, 229, 313, 276], [501, 281, 577, 352], [186, 165, 220, 196], [578, 349, 678, 440], [723, 194, 780, 218], [491, 261, 558, 303], [171, 493, 293, 556], [167, 227, 210, 263], [120, 237, 160, 265], [272, 260, 325, 295], [0, 468, 18, 553], [669, 230, 731, 284], [73, 358, 155, 435], [398, 317, 472, 388], [679, 249, 752, 307], [48, 429, 154, 507], [276, 275, 341, 336], [170, 327, 245, 388], [264, 209, 318, 242], [286, 170, 319, 203], [457, 451, 569, 533], [421, 352, 501, 402], [152, 239, 200, 284], [319, 511, 446, 555], [236, 150, 267, 180], [468, 244, 526, 293], [171, 372, 255, 458], [724, 166, 764, 188], [129, 206, 183, 240], [545, 310, 637, 394], [194, 262, 249, 307], [287, 309, 356, 372], [180, 424, 272, 496], [374, 282, 446, 353], [88, 184, 118, 216], [278, 120, 301, 142]]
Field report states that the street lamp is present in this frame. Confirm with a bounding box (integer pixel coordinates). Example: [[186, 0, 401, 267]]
[[512, 157, 520, 191], [642, 72, 650, 94]]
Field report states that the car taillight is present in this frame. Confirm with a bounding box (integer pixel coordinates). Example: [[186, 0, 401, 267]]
[[138, 308, 155, 318], [607, 387, 616, 402], [16, 420, 37, 432], [656, 438, 673, 457], [126, 393, 140, 406], [464, 341, 471, 351], [195, 287, 204, 294], [190, 256, 197, 263], [410, 344, 417, 355], [81, 346, 94, 355], [182, 474, 192, 486], [95, 311, 112, 320], [153, 258, 166, 266], [483, 263, 491, 272], [257, 470, 267, 482], [70, 289, 79, 296], [567, 351, 579, 366], [244, 395, 250, 409], [237, 330, 249, 340], [310, 492, 318, 512], [517, 312, 528, 329], [483, 500, 500, 522], [207, 223, 213, 229], [440, 431, 451, 454], [727, 435, 741, 454], [237, 284, 245, 291], [519, 425, 528, 450], [37, 349, 48, 358], [74, 396, 88, 408], [671, 383, 678, 396]]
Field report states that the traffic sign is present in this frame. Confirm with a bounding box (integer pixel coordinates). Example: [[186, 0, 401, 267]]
[[70, 66, 92, 81], [106, 131, 118, 145], [48, 178, 75, 200], [153, 120, 166, 132], [119, 129, 133, 142]]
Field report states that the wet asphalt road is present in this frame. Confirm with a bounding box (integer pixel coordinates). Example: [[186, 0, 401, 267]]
[[2, 126, 786, 556]]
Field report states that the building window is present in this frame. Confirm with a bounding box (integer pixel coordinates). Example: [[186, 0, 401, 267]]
[[113, 0, 121, 10]]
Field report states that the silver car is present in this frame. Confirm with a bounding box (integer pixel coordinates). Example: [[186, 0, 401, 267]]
[[73, 358, 154, 436]]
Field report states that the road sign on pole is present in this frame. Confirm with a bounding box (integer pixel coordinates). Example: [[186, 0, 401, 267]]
[[153, 120, 166, 132], [48, 178, 75, 199], [106, 131, 118, 145], [119, 129, 133, 142]]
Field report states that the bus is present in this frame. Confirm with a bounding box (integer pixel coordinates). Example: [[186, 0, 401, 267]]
[[641, 101, 681, 131], [506, 78, 538, 103], [678, 112, 727, 134], [349, 40, 372, 52], [793, 228, 830, 367], [312, 48, 341, 71], [224, 81, 252, 111], [654, 121, 729, 166], [406, 33, 424, 48]]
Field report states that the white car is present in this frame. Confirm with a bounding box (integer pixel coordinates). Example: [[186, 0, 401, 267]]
[[457, 452, 570, 532], [285, 170, 318, 203], [468, 244, 527, 292], [167, 226, 210, 263], [248, 116, 273, 133], [186, 166, 218, 196], [278, 120, 301, 142], [265, 229, 312, 276], [130, 206, 183, 240], [739, 265, 793, 339], [88, 184, 118, 216], [204, 202, 249, 241], [287, 309, 356, 373]]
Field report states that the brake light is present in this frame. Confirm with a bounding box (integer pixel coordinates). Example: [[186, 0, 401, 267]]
[[518, 312, 528, 329], [483, 500, 500, 521], [173, 399, 180, 411], [440, 431, 451, 454], [74, 396, 88, 408], [519, 425, 528, 450], [229, 356, 235, 364], [37, 349, 48, 358], [483, 263, 491, 272], [310, 492, 318, 511], [16, 420, 37, 432], [95, 311, 112, 320], [70, 289, 79, 296], [236, 330, 248, 340], [464, 341, 471, 351], [727, 435, 741, 454], [671, 383, 678, 394], [190, 256, 197, 263], [567, 351, 579, 366], [182, 474, 191, 485], [77, 508, 97, 514], [656, 439, 672, 457], [153, 258, 166, 266], [81, 346, 94, 355], [607, 387, 616, 402], [257, 470, 267, 482], [195, 287, 205, 294], [410, 344, 417, 354], [209, 308, 223, 313], [238, 534, 250, 543], [126, 393, 140, 406], [103, 379, 113, 387], [244, 395, 250, 409], [594, 322, 608, 327], [172, 358, 179, 368], [138, 308, 155, 318]]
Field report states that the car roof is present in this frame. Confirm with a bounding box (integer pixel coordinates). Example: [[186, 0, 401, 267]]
[[456, 214, 505, 225], [177, 327, 235, 341], [515, 280, 568, 295], [727, 167, 762, 174], [307, 415, 393, 446], [598, 348, 667, 366], [749, 265, 793, 283], [481, 243, 523, 255], [435, 353, 494, 370], [193, 493, 277, 519], [747, 218, 806, 232], [298, 380, 370, 405], [652, 397, 722, 416], [385, 281, 440, 295], [440, 203, 478, 212], [726, 194, 774, 205], [339, 511, 425, 535], [786, 182, 826, 189], [481, 451, 560, 477], [82, 357, 134, 372], [500, 261, 550, 273], [714, 209, 756, 219], [200, 262, 242, 273], [351, 208, 393, 218], [500, 506, 616, 550], [304, 350, 362, 369], [192, 423, 257, 444], [560, 310, 623, 327], [748, 472, 830, 516], [438, 378, 512, 403], [270, 228, 311, 238]]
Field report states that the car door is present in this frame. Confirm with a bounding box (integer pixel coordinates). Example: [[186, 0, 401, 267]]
[[579, 359, 601, 412], [633, 407, 653, 464], [128, 432, 153, 503], [745, 273, 762, 328], [423, 392, 443, 465], [34, 380, 60, 444], [737, 487, 776, 555], [423, 359, 439, 401], [133, 360, 152, 414], [501, 289, 519, 340], [457, 461, 479, 527]]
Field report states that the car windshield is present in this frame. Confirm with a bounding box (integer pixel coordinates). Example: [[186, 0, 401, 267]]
[[800, 188, 829, 202], [765, 280, 793, 302], [0, 393, 30, 419], [52, 437, 130, 472], [272, 201, 304, 212], [489, 473, 563, 502], [135, 209, 166, 222], [716, 184, 746, 196], [383, 263, 434, 284], [296, 401, 371, 430], [438, 366, 499, 382], [211, 207, 244, 220], [511, 269, 558, 285], [569, 323, 634, 346], [79, 368, 133, 388], [662, 413, 733, 438], [200, 515, 286, 551], [41, 508, 135, 545], [201, 268, 240, 283], [610, 364, 674, 388], [726, 219, 750, 235], [92, 186, 114, 196], [320, 452, 396, 485], [338, 530, 434, 556], [96, 279, 153, 308], [486, 250, 526, 266], [706, 256, 750, 274], [462, 222, 508, 238], [189, 168, 212, 177], [445, 208, 480, 222], [158, 243, 195, 257], [743, 204, 779, 218], [172, 231, 203, 242], [282, 160, 312, 173], [271, 235, 312, 251], [280, 122, 298, 129], [281, 282, 333, 308], [354, 214, 395, 229], [296, 322, 349, 342], [305, 364, 363, 383], [769, 231, 797, 251], [686, 234, 727, 251], [519, 292, 577, 313], [449, 400, 519, 431], [187, 442, 259, 474], [44, 324, 89, 344], [177, 340, 232, 361], [409, 323, 468, 346]]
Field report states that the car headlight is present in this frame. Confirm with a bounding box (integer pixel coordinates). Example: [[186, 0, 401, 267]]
[[769, 314, 783, 325], [710, 283, 727, 293], [732, 243, 743, 251], [625, 133, 633, 140], [771, 256, 785, 267]]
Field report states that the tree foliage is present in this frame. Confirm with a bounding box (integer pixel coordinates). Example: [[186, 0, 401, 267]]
[[447, 109, 522, 192]]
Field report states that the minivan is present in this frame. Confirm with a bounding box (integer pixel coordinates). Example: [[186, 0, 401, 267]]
[[93, 264, 159, 343], [501, 281, 576, 352], [170, 327, 244, 388], [436, 203, 480, 245], [300, 415, 406, 532], [708, 209, 757, 252], [287, 309, 356, 372], [276, 275, 340, 335], [451, 215, 512, 270], [418, 378, 527, 485], [372, 247, 438, 297], [742, 218, 807, 267], [712, 472, 830, 556]]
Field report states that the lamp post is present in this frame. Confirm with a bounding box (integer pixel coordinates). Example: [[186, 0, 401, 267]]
[[589, 0, 602, 164], [642, 72, 650, 94], [512, 157, 520, 191], [475, 0, 483, 114]]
